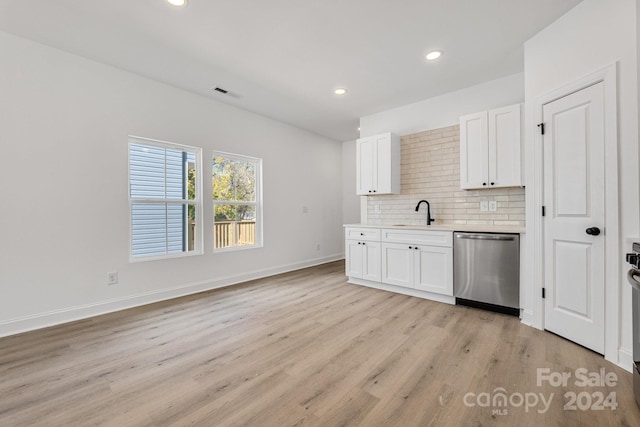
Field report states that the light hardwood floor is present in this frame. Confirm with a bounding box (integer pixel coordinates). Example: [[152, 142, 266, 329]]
[[1, 261, 639, 426]]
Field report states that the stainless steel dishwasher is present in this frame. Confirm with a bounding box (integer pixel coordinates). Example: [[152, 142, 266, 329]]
[[453, 232, 520, 316]]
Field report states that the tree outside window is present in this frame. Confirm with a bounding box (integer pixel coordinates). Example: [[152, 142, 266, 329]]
[[212, 153, 262, 250]]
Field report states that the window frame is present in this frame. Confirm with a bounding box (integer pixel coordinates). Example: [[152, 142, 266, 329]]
[[212, 151, 263, 253], [128, 135, 203, 262]]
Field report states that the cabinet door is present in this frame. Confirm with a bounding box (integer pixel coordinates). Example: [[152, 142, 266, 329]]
[[381, 243, 414, 288], [460, 112, 488, 189], [356, 133, 400, 195], [376, 133, 400, 194], [356, 137, 375, 195], [362, 241, 381, 282], [414, 246, 453, 295], [345, 240, 364, 279], [374, 133, 391, 194], [489, 104, 521, 187]]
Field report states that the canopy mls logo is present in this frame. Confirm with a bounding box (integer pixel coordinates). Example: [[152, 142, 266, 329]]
[[460, 367, 619, 416], [463, 388, 552, 415]]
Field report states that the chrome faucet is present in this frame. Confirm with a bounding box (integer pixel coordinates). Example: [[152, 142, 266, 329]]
[[415, 200, 434, 226]]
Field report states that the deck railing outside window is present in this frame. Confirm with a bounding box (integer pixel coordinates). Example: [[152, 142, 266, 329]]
[[214, 220, 256, 249]]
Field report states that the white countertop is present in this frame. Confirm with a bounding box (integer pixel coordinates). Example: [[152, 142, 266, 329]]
[[344, 223, 525, 234]]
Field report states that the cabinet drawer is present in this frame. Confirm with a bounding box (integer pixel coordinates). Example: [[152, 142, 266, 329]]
[[345, 227, 381, 242], [381, 229, 452, 247]]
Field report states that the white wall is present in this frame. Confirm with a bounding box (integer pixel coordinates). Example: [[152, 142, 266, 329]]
[[359, 72, 524, 138], [0, 31, 344, 336], [524, 0, 638, 368], [342, 140, 361, 224]]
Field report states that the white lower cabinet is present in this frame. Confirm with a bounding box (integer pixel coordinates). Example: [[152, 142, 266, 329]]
[[345, 226, 454, 301], [345, 227, 381, 282], [380, 243, 414, 287], [414, 245, 453, 295], [346, 239, 381, 282], [381, 242, 453, 296]]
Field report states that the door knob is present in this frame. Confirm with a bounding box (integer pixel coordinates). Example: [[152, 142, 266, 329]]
[[586, 227, 601, 236]]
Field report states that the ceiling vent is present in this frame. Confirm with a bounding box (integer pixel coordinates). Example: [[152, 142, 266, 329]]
[[210, 86, 241, 99]]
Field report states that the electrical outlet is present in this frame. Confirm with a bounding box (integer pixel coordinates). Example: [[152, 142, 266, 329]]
[[374, 204, 381, 214], [489, 201, 498, 212], [107, 272, 118, 285], [302, 206, 309, 214], [480, 201, 488, 212]]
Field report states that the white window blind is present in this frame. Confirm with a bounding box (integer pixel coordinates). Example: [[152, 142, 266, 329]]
[[129, 137, 201, 259]]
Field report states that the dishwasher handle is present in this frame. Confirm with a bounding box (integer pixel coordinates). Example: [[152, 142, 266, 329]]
[[455, 234, 517, 242], [628, 268, 640, 291]]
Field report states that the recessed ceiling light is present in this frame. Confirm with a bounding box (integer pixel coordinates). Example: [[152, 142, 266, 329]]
[[426, 50, 443, 61], [167, 0, 187, 6], [333, 88, 347, 96]]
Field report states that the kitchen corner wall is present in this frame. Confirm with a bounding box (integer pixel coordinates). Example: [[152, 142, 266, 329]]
[[365, 125, 525, 226]]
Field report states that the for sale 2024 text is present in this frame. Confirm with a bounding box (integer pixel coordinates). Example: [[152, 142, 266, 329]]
[[537, 367, 618, 412]]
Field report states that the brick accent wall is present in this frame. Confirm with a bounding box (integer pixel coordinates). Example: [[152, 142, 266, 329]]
[[365, 125, 525, 226]]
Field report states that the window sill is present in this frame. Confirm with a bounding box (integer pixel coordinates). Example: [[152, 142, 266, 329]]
[[213, 244, 263, 254], [129, 250, 203, 263]]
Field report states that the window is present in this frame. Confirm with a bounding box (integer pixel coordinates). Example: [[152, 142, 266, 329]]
[[129, 136, 201, 260], [212, 152, 262, 251]]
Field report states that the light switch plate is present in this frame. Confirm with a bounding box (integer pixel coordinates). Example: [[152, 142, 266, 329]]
[[480, 201, 488, 212], [489, 201, 497, 212]]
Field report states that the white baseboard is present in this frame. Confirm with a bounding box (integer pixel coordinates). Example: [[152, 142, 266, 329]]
[[520, 309, 535, 328], [617, 347, 633, 373], [0, 254, 344, 338], [347, 277, 455, 305]]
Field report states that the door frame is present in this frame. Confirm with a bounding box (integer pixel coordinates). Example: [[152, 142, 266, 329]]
[[526, 63, 620, 365]]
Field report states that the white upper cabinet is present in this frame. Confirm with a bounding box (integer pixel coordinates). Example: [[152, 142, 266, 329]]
[[460, 112, 488, 189], [460, 104, 522, 189], [356, 132, 400, 195]]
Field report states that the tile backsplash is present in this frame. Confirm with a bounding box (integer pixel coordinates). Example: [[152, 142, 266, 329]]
[[365, 125, 525, 227]]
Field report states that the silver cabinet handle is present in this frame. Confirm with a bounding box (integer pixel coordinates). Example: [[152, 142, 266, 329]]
[[627, 268, 640, 290]]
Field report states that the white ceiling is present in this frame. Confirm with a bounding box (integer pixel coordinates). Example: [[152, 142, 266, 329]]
[[0, 0, 582, 141]]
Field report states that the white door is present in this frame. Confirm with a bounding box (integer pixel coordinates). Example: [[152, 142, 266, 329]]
[[543, 82, 605, 354], [381, 243, 414, 288]]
